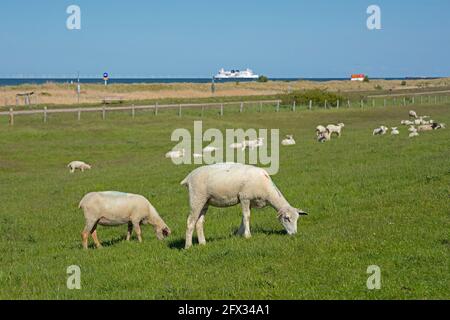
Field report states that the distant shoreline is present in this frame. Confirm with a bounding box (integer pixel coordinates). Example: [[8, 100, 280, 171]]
[[0, 77, 442, 87]]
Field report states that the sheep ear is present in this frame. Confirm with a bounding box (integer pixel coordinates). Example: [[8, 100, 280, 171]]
[[298, 210, 308, 216]]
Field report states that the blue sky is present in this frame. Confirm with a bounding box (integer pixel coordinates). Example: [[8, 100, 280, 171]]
[[0, 0, 449, 78]]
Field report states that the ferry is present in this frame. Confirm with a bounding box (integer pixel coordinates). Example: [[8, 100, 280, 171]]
[[214, 68, 259, 80]]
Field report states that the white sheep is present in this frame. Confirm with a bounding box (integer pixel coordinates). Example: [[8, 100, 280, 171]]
[[79, 191, 171, 249], [409, 110, 418, 119], [409, 132, 419, 138], [373, 126, 388, 136], [67, 161, 92, 173], [391, 127, 400, 135], [165, 149, 185, 159], [326, 123, 345, 138], [180, 163, 307, 249], [408, 126, 417, 133], [281, 135, 296, 146]]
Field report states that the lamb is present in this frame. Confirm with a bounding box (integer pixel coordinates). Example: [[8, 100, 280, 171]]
[[326, 123, 345, 138], [67, 161, 92, 173], [281, 135, 296, 146], [409, 110, 418, 119], [180, 163, 307, 249], [391, 127, 400, 135], [373, 126, 388, 136], [79, 191, 171, 249], [165, 149, 185, 159], [408, 126, 417, 133]]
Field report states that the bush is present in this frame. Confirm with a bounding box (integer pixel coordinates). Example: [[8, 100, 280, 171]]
[[280, 89, 345, 107], [401, 80, 407, 86], [257, 75, 269, 83], [363, 76, 370, 82], [374, 84, 383, 90]]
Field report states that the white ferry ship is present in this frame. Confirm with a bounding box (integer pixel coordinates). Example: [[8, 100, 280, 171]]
[[214, 68, 259, 80]]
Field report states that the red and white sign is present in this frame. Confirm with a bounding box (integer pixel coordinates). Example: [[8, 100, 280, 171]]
[[351, 74, 366, 81]]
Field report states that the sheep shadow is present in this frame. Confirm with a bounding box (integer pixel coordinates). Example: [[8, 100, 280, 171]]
[[167, 235, 232, 250]]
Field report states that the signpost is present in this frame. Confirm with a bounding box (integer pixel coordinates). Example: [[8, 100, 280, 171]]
[[103, 72, 109, 86]]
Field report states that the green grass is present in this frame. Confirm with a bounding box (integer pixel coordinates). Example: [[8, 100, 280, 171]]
[[0, 103, 449, 299]]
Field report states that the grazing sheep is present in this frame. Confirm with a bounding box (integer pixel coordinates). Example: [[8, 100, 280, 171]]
[[373, 126, 388, 136], [409, 110, 418, 119], [180, 163, 307, 249], [68, 161, 92, 173], [409, 132, 419, 138], [165, 149, 185, 159], [418, 124, 433, 132], [242, 138, 264, 150], [281, 135, 296, 146], [431, 122, 446, 130], [79, 191, 171, 249], [326, 123, 345, 138], [391, 127, 400, 135]]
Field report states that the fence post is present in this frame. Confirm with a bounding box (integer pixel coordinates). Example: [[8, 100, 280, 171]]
[[412, 96, 415, 104], [347, 100, 350, 108], [155, 102, 158, 116], [77, 108, 81, 121], [293, 101, 296, 112], [324, 100, 327, 109], [44, 106, 47, 123], [102, 106, 106, 120], [276, 101, 280, 112], [420, 96, 423, 104], [220, 103, 223, 116], [394, 98, 397, 105], [384, 99, 386, 107], [178, 104, 182, 117], [259, 102, 262, 112], [9, 108, 14, 126], [372, 99, 375, 108], [337, 100, 340, 109], [435, 96, 437, 104], [201, 106, 204, 117], [240, 102, 244, 113], [309, 100, 312, 110], [132, 104, 135, 119], [403, 97, 406, 106], [361, 100, 364, 108]]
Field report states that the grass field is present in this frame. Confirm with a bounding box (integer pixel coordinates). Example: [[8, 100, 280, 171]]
[[0, 102, 449, 299]]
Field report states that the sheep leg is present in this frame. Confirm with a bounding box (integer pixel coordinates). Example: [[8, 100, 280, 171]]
[[81, 219, 97, 249], [133, 223, 142, 243], [195, 206, 209, 245], [185, 200, 206, 249], [126, 222, 133, 241], [237, 200, 252, 239], [91, 229, 102, 249]]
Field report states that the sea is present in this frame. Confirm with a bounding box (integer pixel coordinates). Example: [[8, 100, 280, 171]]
[[0, 77, 436, 86]]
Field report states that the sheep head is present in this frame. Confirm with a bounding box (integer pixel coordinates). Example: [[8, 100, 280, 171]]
[[277, 206, 307, 235], [155, 225, 171, 240]]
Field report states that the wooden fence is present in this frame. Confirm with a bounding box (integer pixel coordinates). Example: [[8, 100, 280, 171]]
[[1, 94, 449, 126]]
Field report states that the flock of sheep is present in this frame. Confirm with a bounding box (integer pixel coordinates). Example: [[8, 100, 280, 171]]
[[67, 109, 445, 250], [373, 110, 445, 138]]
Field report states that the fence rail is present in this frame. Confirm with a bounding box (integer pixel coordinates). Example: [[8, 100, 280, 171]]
[[1, 94, 449, 126]]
